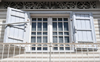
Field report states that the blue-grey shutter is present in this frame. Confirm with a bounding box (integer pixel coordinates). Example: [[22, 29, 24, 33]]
[[73, 12, 96, 43], [4, 7, 28, 43]]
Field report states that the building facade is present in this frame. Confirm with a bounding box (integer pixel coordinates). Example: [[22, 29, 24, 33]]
[[0, 0, 100, 62]]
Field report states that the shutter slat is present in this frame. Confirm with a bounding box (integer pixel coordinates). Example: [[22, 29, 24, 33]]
[[8, 36, 23, 41], [4, 7, 28, 43], [73, 12, 96, 43]]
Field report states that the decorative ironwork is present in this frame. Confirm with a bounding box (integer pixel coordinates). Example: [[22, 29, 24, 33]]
[[2, 1, 97, 9]]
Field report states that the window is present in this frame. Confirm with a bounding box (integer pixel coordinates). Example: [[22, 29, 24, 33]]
[[31, 18, 48, 51], [52, 18, 70, 51], [31, 17, 71, 51], [4, 7, 96, 52]]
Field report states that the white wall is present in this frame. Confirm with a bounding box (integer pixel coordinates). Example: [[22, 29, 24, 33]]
[[0, 10, 100, 62]]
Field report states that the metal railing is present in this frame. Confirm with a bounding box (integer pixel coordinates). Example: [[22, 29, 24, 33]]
[[0, 43, 100, 62]]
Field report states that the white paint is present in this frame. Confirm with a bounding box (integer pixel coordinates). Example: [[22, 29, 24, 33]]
[[4, 7, 29, 43]]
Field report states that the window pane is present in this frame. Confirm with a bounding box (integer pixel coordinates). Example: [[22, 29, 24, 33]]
[[53, 36, 57, 43], [53, 18, 57, 21], [43, 32, 47, 35], [32, 18, 36, 21], [32, 47, 35, 50], [31, 37, 36, 43], [60, 47, 64, 50], [37, 32, 41, 35], [37, 47, 41, 50], [43, 18, 47, 21], [38, 18, 42, 21], [65, 47, 70, 50], [53, 32, 57, 35], [37, 37, 41, 43], [64, 22, 68, 31], [32, 23, 36, 31], [43, 37, 47, 43], [53, 47, 58, 50], [59, 32, 63, 35], [59, 37, 63, 43], [43, 47, 47, 50], [53, 22, 57, 31], [58, 18, 62, 21], [58, 22, 63, 31], [64, 32, 69, 35], [43, 23, 47, 31], [65, 37, 69, 43], [31, 32, 36, 35], [64, 18, 68, 21], [38, 23, 42, 31]]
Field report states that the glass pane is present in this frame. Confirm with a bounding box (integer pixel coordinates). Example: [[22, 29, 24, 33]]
[[32, 47, 35, 50], [53, 36, 57, 43], [43, 47, 47, 50], [38, 18, 42, 21], [64, 22, 68, 31], [65, 47, 70, 50], [58, 22, 63, 31], [38, 23, 42, 31], [59, 32, 63, 35], [65, 37, 69, 43], [31, 37, 36, 43], [32, 23, 36, 31], [37, 32, 41, 35], [53, 47, 58, 50], [43, 23, 47, 31], [64, 32, 69, 35], [43, 44, 47, 46], [60, 44, 64, 46], [32, 18, 36, 21], [59, 37, 63, 43], [53, 32, 57, 35], [53, 18, 57, 21], [43, 18, 47, 21], [43, 37, 47, 43], [32, 44, 35, 46], [37, 47, 41, 50], [31, 32, 36, 35], [37, 37, 41, 43], [60, 47, 64, 50], [64, 18, 68, 21], [38, 44, 41, 46], [43, 32, 47, 35], [53, 22, 57, 31], [58, 18, 62, 21]]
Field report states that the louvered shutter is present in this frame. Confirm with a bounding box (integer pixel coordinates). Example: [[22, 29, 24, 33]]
[[73, 12, 96, 43], [4, 7, 29, 43]]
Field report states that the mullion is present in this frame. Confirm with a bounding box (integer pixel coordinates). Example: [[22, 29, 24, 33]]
[[57, 18, 59, 43], [41, 18, 43, 50], [57, 18, 59, 51], [62, 18, 65, 44]]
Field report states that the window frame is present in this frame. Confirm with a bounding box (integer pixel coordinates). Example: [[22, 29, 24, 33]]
[[26, 11, 74, 52], [51, 17, 72, 52]]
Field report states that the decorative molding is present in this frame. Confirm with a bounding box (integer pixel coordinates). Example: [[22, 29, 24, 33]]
[[1, 1, 97, 9]]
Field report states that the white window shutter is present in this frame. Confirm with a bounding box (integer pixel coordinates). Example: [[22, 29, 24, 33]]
[[73, 12, 96, 43], [4, 7, 29, 43]]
